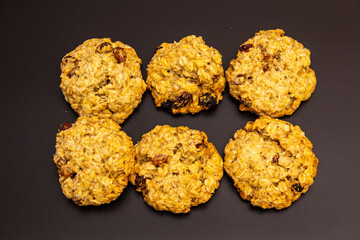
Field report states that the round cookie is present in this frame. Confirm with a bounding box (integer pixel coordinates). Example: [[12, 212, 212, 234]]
[[226, 29, 316, 117], [146, 35, 226, 114], [224, 116, 318, 209], [53, 116, 135, 206], [130, 125, 223, 213], [60, 38, 146, 124]]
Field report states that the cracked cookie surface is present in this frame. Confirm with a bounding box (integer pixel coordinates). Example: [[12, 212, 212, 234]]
[[226, 29, 316, 117], [146, 35, 226, 114], [60, 38, 146, 124], [53, 116, 135, 206], [130, 125, 223, 213], [224, 116, 318, 209]]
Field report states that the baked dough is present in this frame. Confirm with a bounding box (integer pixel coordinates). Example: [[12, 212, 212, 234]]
[[60, 38, 146, 124], [224, 116, 318, 209], [130, 125, 223, 213], [147, 35, 226, 114], [53, 117, 135, 206], [226, 29, 316, 117]]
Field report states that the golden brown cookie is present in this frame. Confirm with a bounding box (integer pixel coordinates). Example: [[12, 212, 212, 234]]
[[224, 116, 318, 209], [146, 35, 226, 114], [226, 29, 316, 117], [130, 125, 223, 213], [60, 38, 146, 124], [53, 117, 135, 206]]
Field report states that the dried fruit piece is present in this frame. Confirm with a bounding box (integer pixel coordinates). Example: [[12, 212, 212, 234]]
[[292, 183, 303, 192], [73, 197, 83, 205], [59, 122, 72, 132], [231, 74, 247, 85], [263, 64, 270, 72], [239, 97, 252, 107], [150, 154, 169, 166], [113, 47, 127, 63], [263, 53, 271, 61], [135, 175, 146, 190], [172, 91, 193, 109], [195, 138, 205, 149], [58, 166, 73, 178], [161, 100, 174, 112], [61, 55, 78, 69], [199, 93, 217, 108], [240, 44, 254, 52], [95, 42, 113, 53], [195, 143, 203, 148], [93, 79, 111, 92], [272, 153, 279, 164], [212, 74, 220, 82], [61, 56, 79, 77]]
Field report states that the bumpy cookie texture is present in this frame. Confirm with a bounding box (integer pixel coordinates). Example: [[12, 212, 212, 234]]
[[53, 117, 135, 206], [226, 29, 316, 117], [130, 125, 223, 213], [146, 35, 226, 114], [60, 38, 146, 124], [224, 116, 318, 209]]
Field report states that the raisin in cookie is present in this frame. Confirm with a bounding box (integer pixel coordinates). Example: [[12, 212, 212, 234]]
[[224, 116, 318, 209], [226, 29, 316, 117], [60, 38, 146, 124], [146, 35, 226, 114], [129, 125, 223, 213], [53, 116, 135, 206]]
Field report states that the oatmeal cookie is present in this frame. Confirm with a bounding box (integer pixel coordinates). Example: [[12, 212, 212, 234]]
[[60, 38, 146, 124], [130, 125, 223, 213], [226, 29, 316, 117], [53, 116, 135, 206], [146, 35, 226, 114], [224, 116, 318, 209]]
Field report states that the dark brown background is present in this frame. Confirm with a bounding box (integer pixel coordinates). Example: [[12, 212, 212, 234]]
[[1, 0, 359, 239]]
